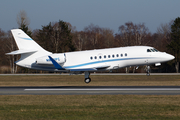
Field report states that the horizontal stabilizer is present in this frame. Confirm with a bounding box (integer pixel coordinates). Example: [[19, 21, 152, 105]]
[[48, 56, 65, 70], [6, 49, 37, 55]]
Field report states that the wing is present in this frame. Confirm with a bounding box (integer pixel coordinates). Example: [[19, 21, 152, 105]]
[[49, 56, 110, 71], [95, 65, 110, 70], [68, 65, 110, 71]]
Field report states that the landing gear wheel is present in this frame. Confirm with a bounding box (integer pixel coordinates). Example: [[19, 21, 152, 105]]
[[146, 73, 150, 76], [84, 78, 91, 83]]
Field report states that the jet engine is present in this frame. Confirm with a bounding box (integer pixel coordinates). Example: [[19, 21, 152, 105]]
[[36, 53, 66, 65]]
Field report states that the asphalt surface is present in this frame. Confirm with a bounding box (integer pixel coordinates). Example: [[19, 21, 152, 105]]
[[1, 86, 180, 95], [1, 73, 180, 76], [0, 73, 180, 95]]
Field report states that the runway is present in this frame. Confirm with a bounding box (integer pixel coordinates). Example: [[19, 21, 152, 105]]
[[1, 86, 180, 95]]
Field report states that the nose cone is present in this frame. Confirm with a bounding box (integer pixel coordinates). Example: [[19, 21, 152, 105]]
[[166, 54, 175, 61]]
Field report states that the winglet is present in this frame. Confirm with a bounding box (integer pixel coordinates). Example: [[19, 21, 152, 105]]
[[48, 56, 65, 70]]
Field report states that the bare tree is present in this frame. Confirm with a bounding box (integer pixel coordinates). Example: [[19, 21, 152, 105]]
[[117, 22, 150, 47], [2, 31, 18, 73], [83, 24, 114, 49], [101, 28, 114, 48], [17, 10, 30, 28], [84, 24, 100, 49], [156, 20, 173, 51], [72, 31, 88, 51], [0, 29, 6, 69], [134, 23, 149, 45]]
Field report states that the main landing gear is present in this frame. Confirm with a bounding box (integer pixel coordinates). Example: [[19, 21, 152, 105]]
[[84, 71, 91, 83]]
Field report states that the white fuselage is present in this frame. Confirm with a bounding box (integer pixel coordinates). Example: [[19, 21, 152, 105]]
[[16, 46, 174, 72], [63, 46, 173, 70]]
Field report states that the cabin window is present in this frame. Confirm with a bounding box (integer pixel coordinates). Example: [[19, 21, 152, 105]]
[[121, 54, 123, 57], [147, 49, 151, 52], [90, 57, 93, 60], [108, 55, 110, 58], [99, 56, 102, 59], [117, 54, 119, 57], [94, 56, 97, 59], [112, 55, 115, 58], [125, 53, 127, 56], [104, 55, 106, 58]]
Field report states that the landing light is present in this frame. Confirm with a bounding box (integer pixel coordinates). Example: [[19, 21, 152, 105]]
[[136, 66, 139, 69], [155, 63, 161, 66]]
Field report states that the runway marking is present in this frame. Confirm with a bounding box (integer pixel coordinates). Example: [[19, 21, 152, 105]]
[[24, 88, 180, 91]]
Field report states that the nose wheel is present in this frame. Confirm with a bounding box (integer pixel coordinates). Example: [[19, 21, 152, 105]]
[[146, 73, 150, 76]]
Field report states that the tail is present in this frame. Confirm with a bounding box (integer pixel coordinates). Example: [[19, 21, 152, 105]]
[[6, 29, 48, 55], [6, 29, 51, 68]]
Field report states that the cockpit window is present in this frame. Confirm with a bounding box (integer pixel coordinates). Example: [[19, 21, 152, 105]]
[[147, 48, 159, 52], [151, 49, 155, 52], [154, 48, 158, 52], [147, 49, 151, 52]]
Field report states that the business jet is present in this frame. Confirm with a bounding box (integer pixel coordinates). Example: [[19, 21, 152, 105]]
[[6, 29, 175, 83]]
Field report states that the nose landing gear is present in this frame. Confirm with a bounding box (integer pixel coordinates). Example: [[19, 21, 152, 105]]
[[145, 65, 150, 76]]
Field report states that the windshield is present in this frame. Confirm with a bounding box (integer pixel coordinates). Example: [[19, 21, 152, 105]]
[[147, 48, 159, 52]]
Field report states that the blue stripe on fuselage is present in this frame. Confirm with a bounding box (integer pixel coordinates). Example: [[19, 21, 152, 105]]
[[64, 57, 152, 69]]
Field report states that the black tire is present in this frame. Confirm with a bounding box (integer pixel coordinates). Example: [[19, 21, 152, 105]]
[[84, 78, 91, 83], [146, 73, 150, 76]]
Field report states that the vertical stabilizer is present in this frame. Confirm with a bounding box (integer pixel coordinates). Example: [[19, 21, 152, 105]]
[[11, 29, 44, 51], [7, 29, 52, 68]]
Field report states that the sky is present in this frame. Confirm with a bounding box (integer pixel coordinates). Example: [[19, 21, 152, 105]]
[[0, 0, 180, 33]]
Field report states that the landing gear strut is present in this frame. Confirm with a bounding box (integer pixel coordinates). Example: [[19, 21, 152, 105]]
[[84, 71, 91, 83], [146, 65, 150, 76]]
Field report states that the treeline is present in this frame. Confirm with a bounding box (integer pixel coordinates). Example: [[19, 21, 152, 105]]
[[0, 11, 179, 73]]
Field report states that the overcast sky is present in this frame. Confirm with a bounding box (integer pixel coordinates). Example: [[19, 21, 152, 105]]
[[0, 0, 179, 33]]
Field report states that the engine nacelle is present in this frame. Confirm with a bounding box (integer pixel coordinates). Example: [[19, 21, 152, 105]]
[[36, 53, 66, 65]]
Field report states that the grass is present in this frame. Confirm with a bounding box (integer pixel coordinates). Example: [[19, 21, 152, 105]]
[[0, 75, 180, 119], [0, 95, 180, 120], [0, 75, 180, 86]]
